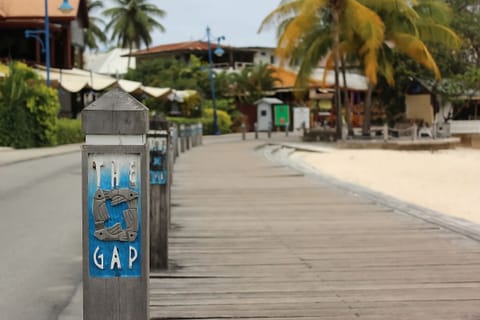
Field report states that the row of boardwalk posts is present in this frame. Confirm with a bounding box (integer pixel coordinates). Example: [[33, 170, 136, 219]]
[[81, 89, 202, 319]]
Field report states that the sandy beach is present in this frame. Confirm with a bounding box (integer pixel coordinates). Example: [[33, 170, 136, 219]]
[[291, 147, 480, 225]]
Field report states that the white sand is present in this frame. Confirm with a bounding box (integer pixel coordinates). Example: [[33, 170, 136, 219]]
[[292, 147, 480, 225]]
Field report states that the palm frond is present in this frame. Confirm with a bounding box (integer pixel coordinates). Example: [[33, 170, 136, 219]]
[[258, 0, 306, 33], [391, 32, 441, 79], [416, 22, 461, 49]]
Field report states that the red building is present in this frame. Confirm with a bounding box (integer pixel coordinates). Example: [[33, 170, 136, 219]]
[[0, 0, 88, 69]]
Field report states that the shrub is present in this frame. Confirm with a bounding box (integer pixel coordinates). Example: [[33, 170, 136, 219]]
[[201, 108, 232, 135], [56, 118, 84, 145], [167, 108, 232, 135], [0, 62, 60, 148]]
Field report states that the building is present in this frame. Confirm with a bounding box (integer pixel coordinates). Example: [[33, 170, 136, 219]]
[[128, 41, 276, 70], [0, 0, 88, 69]]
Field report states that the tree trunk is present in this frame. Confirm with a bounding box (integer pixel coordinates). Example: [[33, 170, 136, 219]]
[[340, 55, 352, 137], [362, 82, 374, 136], [127, 45, 132, 70], [332, 10, 343, 140]]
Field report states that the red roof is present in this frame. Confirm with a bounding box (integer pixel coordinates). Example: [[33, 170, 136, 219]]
[[131, 40, 234, 57], [0, 0, 85, 21]]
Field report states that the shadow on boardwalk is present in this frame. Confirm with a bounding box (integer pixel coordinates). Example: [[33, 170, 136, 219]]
[[150, 137, 480, 319]]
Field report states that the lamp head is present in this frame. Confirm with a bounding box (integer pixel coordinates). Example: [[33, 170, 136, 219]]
[[58, 0, 74, 14], [214, 47, 224, 57], [214, 36, 226, 57]]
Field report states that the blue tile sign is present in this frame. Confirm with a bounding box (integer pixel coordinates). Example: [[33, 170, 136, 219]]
[[87, 154, 142, 278]]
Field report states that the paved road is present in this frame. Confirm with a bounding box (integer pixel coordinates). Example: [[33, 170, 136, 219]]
[[0, 152, 82, 320]]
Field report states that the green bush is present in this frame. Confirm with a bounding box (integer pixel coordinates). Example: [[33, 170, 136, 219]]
[[167, 108, 232, 135], [56, 118, 84, 145], [0, 62, 60, 148], [201, 108, 232, 135], [166, 116, 201, 126]]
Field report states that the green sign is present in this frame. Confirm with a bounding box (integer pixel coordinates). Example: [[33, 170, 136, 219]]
[[274, 104, 290, 126]]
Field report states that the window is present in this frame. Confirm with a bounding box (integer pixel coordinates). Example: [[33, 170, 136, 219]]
[[261, 110, 267, 116]]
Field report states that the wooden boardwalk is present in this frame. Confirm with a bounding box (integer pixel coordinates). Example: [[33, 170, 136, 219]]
[[150, 139, 480, 319]]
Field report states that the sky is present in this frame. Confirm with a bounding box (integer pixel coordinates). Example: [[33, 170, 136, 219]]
[[125, 1, 280, 48]]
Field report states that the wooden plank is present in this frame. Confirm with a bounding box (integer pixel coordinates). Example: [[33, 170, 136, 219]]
[[150, 140, 480, 319]]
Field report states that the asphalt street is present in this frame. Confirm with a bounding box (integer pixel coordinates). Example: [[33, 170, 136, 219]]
[[0, 152, 82, 320]]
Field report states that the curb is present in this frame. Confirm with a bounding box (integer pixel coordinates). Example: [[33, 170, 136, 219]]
[[261, 143, 480, 243], [0, 143, 82, 167]]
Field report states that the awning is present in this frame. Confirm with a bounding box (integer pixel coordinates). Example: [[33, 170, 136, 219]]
[[311, 68, 369, 91], [117, 79, 142, 93], [35, 67, 117, 92], [33, 66, 171, 98], [142, 86, 172, 98]]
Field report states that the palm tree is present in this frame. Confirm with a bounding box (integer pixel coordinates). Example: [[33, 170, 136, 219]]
[[230, 63, 282, 103], [260, 0, 460, 136], [260, 0, 385, 139], [103, 0, 166, 68], [358, 0, 460, 135], [84, 0, 107, 51]]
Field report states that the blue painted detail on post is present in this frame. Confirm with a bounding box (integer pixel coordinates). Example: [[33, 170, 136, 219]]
[[149, 150, 167, 185], [150, 170, 167, 184], [87, 154, 142, 278]]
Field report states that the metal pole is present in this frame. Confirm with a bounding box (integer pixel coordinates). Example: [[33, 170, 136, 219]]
[[44, 0, 50, 86], [207, 27, 219, 135]]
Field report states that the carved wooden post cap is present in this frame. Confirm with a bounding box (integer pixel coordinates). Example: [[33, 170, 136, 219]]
[[82, 88, 149, 135]]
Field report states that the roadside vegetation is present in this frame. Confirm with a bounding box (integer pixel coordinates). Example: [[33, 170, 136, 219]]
[[4, 0, 480, 146], [0, 62, 83, 148]]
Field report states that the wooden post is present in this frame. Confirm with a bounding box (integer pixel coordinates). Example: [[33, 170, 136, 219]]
[[268, 122, 272, 139], [254, 123, 258, 139], [412, 123, 418, 141], [383, 124, 388, 142], [81, 89, 149, 320], [285, 122, 289, 137], [148, 115, 170, 270], [186, 125, 191, 150], [192, 124, 198, 147], [173, 124, 179, 159], [180, 124, 185, 153], [199, 123, 203, 145], [241, 123, 246, 140], [167, 126, 174, 227]]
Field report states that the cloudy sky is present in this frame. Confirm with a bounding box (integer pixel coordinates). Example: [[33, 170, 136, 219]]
[[147, 0, 280, 47], [94, 1, 282, 49]]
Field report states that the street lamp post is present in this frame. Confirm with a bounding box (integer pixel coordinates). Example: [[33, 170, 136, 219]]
[[206, 26, 225, 135], [25, 0, 74, 87]]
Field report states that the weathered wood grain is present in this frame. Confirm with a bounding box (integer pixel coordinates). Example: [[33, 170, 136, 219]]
[[150, 140, 480, 319]]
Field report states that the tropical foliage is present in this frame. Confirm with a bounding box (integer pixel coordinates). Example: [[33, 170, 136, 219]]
[[229, 63, 282, 103], [260, 0, 460, 136], [56, 118, 84, 145], [0, 62, 60, 148], [103, 0, 166, 67], [84, 0, 107, 51], [125, 55, 209, 93]]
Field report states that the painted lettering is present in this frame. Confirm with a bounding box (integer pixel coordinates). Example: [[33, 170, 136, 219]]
[[110, 246, 122, 270], [93, 246, 104, 270], [129, 246, 138, 269]]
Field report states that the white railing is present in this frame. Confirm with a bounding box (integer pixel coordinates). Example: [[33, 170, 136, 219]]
[[450, 120, 480, 134]]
